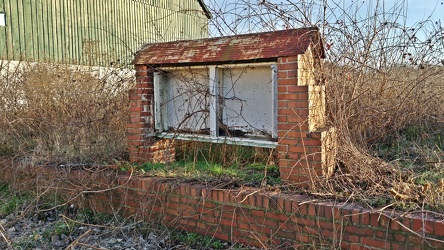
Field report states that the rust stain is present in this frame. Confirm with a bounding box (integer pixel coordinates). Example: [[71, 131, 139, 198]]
[[133, 27, 324, 66]]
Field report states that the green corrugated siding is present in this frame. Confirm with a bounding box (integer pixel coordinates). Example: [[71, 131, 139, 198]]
[[0, 0, 208, 65]]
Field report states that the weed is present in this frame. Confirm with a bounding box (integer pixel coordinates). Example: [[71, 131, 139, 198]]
[[393, 201, 420, 211], [0, 196, 20, 215], [372, 124, 444, 169], [171, 231, 227, 249], [129, 160, 280, 187], [0, 186, 28, 216], [415, 168, 444, 185], [176, 141, 275, 168], [139, 162, 165, 172], [76, 208, 115, 225], [12, 239, 40, 249], [0, 183, 8, 192], [361, 197, 393, 208], [42, 220, 74, 237], [0, 142, 14, 156]]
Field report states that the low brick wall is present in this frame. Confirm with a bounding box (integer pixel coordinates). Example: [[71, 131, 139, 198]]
[[1, 161, 443, 249]]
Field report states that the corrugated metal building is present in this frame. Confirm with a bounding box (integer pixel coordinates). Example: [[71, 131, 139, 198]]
[[0, 0, 210, 65]]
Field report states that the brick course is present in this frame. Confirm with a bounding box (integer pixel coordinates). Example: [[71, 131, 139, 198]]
[[1, 162, 442, 250]]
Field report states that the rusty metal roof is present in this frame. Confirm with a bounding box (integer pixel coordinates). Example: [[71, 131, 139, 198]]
[[133, 27, 324, 66]]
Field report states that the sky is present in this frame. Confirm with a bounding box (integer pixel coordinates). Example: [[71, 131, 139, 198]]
[[401, 0, 443, 24], [204, 0, 443, 64], [205, 0, 443, 27], [326, 0, 443, 34]]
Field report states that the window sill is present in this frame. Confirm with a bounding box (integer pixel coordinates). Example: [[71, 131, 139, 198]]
[[158, 132, 277, 149]]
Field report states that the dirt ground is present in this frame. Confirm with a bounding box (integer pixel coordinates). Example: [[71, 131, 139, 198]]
[[0, 202, 254, 250]]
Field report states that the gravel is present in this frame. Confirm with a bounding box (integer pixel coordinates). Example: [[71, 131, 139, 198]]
[[0, 208, 245, 250]]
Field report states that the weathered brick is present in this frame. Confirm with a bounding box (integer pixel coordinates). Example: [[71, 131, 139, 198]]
[[360, 212, 370, 225], [360, 238, 390, 249], [238, 222, 251, 230], [370, 212, 381, 227], [434, 221, 444, 236], [278, 62, 297, 70], [412, 216, 434, 234], [251, 209, 265, 217], [220, 218, 235, 227], [342, 234, 360, 243], [278, 78, 298, 85], [281, 56, 298, 63]]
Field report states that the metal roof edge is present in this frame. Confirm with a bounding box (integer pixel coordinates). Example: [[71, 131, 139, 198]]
[[137, 27, 319, 51], [133, 27, 324, 65], [197, 0, 212, 19]]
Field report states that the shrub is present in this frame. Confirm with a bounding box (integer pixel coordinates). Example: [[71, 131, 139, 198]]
[[0, 61, 133, 164]]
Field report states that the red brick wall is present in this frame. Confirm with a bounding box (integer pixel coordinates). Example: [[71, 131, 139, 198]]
[[127, 65, 175, 163], [1, 163, 442, 250], [127, 65, 153, 162], [277, 56, 322, 184], [129, 59, 324, 183]]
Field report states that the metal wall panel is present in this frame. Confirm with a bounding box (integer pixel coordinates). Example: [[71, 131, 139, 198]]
[[0, 0, 209, 65]]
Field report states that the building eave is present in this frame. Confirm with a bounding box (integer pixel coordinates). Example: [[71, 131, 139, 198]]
[[197, 0, 212, 19], [133, 27, 324, 66]]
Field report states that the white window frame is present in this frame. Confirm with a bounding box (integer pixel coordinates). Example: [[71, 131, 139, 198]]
[[154, 63, 278, 148]]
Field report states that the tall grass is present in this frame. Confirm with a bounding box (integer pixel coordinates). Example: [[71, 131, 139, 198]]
[[176, 140, 276, 167], [321, 61, 444, 210], [0, 60, 133, 164]]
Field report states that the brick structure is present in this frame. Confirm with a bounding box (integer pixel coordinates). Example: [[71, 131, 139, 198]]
[[1, 162, 442, 249], [128, 65, 175, 163], [129, 27, 335, 183]]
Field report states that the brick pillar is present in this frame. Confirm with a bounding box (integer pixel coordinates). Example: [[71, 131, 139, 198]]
[[127, 65, 175, 163], [277, 56, 322, 185]]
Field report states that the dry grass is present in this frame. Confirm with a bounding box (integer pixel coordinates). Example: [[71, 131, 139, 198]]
[[0, 61, 133, 164], [2, 54, 443, 213], [204, 0, 444, 212], [316, 63, 444, 211], [1, 0, 443, 215], [0, 2, 442, 249]]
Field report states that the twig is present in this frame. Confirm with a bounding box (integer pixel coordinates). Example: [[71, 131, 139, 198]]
[[211, 179, 237, 190], [64, 228, 92, 250], [59, 214, 115, 229], [239, 189, 260, 203], [77, 242, 108, 250], [5, 187, 52, 228], [250, 232, 268, 249], [82, 169, 134, 194], [391, 216, 444, 245], [59, 214, 140, 230], [0, 220, 14, 250]]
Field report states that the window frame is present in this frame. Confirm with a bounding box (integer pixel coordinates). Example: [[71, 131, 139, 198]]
[[154, 62, 278, 148]]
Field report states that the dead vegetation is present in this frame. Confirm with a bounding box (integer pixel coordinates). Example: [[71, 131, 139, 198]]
[[206, 0, 444, 212], [0, 0, 444, 248], [0, 0, 443, 213], [0, 182, 243, 250], [0, 60, 132, 164], [316, 63, 444, 211]]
